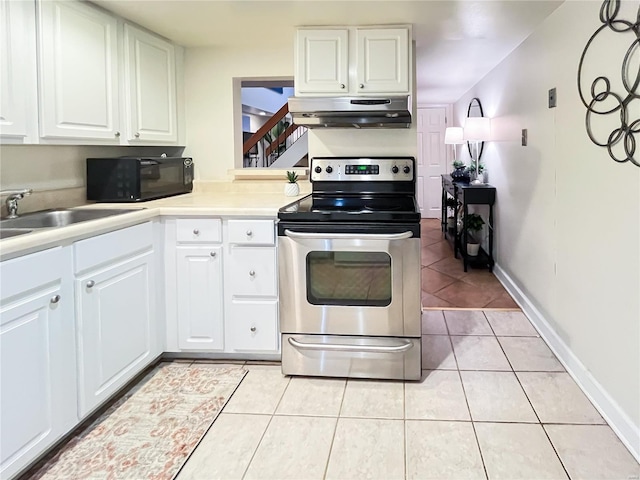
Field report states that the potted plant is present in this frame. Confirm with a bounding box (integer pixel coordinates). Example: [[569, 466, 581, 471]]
[[285, 171, 300, 197], [464, 213, 485, 256], [444, 197, 458, 231], [451, 160, 470, 182], [467, 162, 486, 183]]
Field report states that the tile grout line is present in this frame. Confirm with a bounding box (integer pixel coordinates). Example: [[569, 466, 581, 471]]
[[239, 372, 291, 480], [321, 380, 347, 480]]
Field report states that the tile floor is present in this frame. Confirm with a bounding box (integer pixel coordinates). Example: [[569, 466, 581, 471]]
[[176, 310, 639, 480], [421, 218, 519, 309]]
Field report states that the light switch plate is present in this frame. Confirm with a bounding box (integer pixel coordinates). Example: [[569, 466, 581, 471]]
[[549, 88, 557, 108]]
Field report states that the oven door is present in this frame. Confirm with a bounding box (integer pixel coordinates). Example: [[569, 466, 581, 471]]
[[278, 226, 421, 337]]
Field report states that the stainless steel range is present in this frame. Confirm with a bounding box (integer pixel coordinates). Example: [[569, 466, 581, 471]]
[[278, 157, 422, 380]]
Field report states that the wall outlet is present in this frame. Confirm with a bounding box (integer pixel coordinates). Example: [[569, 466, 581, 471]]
[[549, 88, 557, 108], [522, 129, 528, 146]]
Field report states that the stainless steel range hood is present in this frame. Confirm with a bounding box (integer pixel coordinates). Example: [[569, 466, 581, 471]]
[[288, 96, 411, 128]]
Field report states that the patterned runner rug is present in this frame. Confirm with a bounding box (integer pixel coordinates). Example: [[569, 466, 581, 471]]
[[32, 363, 247, 480]]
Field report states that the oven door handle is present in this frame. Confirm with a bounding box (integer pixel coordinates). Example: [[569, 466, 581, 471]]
[[288, 337, 413, 353], [283, 230, 414, 241]]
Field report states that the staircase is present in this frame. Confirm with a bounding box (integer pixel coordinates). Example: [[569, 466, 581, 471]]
[[243, 103, 308, 168]]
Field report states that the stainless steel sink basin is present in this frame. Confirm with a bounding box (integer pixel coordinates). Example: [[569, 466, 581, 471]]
[[0, 208, 138, 229], [0, 228, 33, 239]]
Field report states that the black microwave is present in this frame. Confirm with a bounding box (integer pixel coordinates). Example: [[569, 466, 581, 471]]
[[86, 156, 194, 202]]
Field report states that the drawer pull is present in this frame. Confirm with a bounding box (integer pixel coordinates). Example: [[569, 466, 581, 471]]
[[249, 270, 256, 277], [86, 280, 95, 288], [246, 230, 253, 236], [210, 251, 216, 258], [193, 229, 200, 235], [50, 295, 61, 304], [250, 326, 257, 332], [134, 132, 140, 138]]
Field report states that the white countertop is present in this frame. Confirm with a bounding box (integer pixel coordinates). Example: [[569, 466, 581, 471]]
[[0, 189, 308, 261]]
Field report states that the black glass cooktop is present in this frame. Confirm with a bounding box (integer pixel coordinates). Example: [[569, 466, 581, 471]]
[[278, 194, 420, 223]]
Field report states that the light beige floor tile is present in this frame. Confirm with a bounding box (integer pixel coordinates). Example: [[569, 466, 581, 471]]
[[517, 372, 605, 424], [177, 413, 270, 480], [405, 370, 470, 420], [545, 424, 640, 479], [421, 335, 458, 370], [244, 415, 336, 480], [484, 311, 538, 336], [223, 368, 289, 414], [475, 423, 568, 479], [444, 310, 493, 335], [325, 418, 405, 480], [498, 337, 564, 371], [276, 377, 345, 416], [460, 371, 537, 422], [406, 420, 485, 480], [451, 335, 511, 370], [422, 310, 448, 334], [340, 379, 404, 419]]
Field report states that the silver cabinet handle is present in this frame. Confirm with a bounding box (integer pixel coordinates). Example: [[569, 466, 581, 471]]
[[359, 83, 364, 88], [249, 270, 256, 277], [340, 83, 345, 89], [284, 230, 413, 241], [246, 230, 253, 236], [50, 295, 61, 304], [250, 326, 257, 332], [134, 132, 140, 138], [86, 280, 95, 288], [115, 131, 120, 137], [210, 251, 216, 257], [193, 229, 200, 235], [288, 337, 413, 353]]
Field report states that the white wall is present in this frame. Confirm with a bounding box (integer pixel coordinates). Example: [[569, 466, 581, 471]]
[[453, 0, 639, 452], [184, 44, 417, 180]]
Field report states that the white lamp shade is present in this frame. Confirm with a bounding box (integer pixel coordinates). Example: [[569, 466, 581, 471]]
[[444, 127, 464, 145], [463, 117, 491, 141]]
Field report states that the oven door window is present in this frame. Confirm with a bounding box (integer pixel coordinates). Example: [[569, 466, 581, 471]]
[[306, 251, 392, 307]]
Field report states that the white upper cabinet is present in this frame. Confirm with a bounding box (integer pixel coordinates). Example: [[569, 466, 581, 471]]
[[38, 0, 121, 141], [124, 24, 178, 144], [356, 28, 410, 94], [295, 25, 411, 96], [296, 29, 349, 94], [0, 0, 37, 143]]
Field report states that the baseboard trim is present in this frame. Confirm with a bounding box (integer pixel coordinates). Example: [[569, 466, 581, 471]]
[[493, 263, 640, 463]]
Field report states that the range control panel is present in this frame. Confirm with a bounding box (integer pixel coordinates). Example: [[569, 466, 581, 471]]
[[311, 157, 414, 182]]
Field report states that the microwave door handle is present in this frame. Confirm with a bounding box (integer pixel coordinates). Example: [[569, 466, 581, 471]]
[[283, 230, 413, 241], [288, 337, 413, 353]]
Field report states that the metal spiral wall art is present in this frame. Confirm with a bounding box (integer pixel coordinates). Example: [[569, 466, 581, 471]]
[[577, 0, 639, 167]]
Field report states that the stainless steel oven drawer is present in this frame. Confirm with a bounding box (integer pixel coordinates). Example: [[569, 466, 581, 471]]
[[281, 334, 421, 380]]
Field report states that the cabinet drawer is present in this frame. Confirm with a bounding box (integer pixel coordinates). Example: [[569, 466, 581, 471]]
[[228, 300, 278, 352], [228, 247, 276, 297], [228, 219, 274, 245], [176, 218, 221, 243]]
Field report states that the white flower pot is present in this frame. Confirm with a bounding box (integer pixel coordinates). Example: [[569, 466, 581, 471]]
[[466, 242, 480, 256], [285, 182, 300, 197]]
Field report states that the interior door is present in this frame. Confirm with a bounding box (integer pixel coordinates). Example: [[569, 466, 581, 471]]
[[416, 107, 448, 218]]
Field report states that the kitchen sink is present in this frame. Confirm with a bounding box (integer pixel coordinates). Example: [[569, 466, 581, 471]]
[[0, 228, 33, 239], [0, 208, 139, 230]]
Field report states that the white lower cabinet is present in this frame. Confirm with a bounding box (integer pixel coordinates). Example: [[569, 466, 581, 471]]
[[176, 246, 224, 350], [0, 247, 77, 480], [74, 223, 157, 418], [228, 299, 279, 352]]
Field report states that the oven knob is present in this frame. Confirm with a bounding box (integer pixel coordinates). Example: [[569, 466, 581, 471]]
[[326, 166, 333, 173], [314, 166, 322, 174], [403, 166, 411, 174], [392, 166, 399, 174]]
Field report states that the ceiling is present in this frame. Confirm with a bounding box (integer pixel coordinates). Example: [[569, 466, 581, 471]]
[[92, 0, 564, 104]]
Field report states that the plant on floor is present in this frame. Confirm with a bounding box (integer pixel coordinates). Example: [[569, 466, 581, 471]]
[[284, 171, 300, 197], [464, 213, 485, 256]]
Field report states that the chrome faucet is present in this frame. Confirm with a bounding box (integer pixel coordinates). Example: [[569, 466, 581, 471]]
[[1, 189, 33, 219]]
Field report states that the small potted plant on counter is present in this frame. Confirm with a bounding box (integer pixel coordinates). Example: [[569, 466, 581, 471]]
[[464, 213, 485, 256], [285, 171, 300, 197]]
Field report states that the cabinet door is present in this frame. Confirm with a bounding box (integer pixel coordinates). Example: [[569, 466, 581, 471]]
[[38, 0, 120, 141], [124, 24, 177, 144], [76, 252, 155, 418], [0, 249, 76, 479], [0, 0, 37, 143], [296, 29, 349, 94], [356, 28, 409, 94], [176, 246, 224, 351]]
